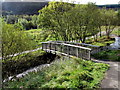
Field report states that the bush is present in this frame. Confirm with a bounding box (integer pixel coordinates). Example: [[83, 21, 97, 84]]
[[92, 50, 120, 61], [1, 21, 36, 60], [3, 58, 109, 89]]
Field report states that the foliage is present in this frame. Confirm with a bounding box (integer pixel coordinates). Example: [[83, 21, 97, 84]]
[[1, 21, 36, 60], [117, 10, 120, 26], [100, 9, 118, 39], [3, 58, 109, 89], [5, 15, 18, 24], [111, 27, 120, 36], [86, 36, 115, 46], [92, 50, 120, 61], [38, 1, 118, 42], [2, 50, 57, 79], [38, 1, 74, 41], [3, 15, 38, 30], [25, 29, 56, 47], [68, 3, 100, 42]]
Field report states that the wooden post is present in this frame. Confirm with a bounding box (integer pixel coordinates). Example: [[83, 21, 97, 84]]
[[89, 50, 91, 60], [61, 44, 62, 52], [55, 43, 56, 54], [49, 43, 51, 53], [67, 46, 70, 57], [42, 43, 43, 50], [76, 47, 78, 57]]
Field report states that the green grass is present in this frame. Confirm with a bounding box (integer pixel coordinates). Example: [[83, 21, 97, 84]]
[[111, 28, 120, 36], [3, 57, 109, 89], [25, 29, 56, 47], [25, 29, 43, 33], [2, 50, 57, 79], [92, 50, 120, 61], [101, 26, 120, 36], [86, 36, 115, 46], [25, 29, 43, 47]]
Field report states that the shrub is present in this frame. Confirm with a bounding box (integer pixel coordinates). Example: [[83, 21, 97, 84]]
[[1, 21, 36, 60]]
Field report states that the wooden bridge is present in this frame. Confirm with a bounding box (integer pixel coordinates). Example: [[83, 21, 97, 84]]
[[42, 41, 109, 60]]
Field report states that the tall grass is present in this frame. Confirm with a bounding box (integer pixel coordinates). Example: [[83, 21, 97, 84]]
[[3, 57, 109, 89]]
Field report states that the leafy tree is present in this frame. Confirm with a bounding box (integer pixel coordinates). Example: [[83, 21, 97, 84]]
[[17, 18, 33, 30], [31, 15, 38, 29], [86, 3, 100, 41], [1, 21, 36, 60], [97, 9, 104, 37], [101, 9, 118, 39], [67, 3, 99, 43], [38, 1, 73, 41], [5, 15, 18, 24], [117, 10, 120, 26]]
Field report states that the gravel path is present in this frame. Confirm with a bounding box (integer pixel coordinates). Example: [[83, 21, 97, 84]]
[[91, 58, 119, 89]]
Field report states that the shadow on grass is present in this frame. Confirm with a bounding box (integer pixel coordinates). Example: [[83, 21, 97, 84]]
[[2, 52, 59, 79]]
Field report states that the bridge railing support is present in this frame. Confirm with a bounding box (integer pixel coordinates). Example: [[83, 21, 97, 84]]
[[42, 41, 92, 60]]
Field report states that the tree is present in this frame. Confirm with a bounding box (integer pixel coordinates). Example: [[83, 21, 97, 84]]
[[38, 1, 73, 41], [97, 9, 104, 37], [31, 15, 38, 29], [117, 10, 120, 26], [67, 3, 99, 43], [5, 15, 18, 24], [101, 9, 118, 39], [1, 21, 36, 60], [86, 3, 100, 41]]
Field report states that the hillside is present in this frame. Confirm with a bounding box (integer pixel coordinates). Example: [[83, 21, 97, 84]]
[[97, 4, 120, 10], [2, 2, 48, 15], [2, 2, 120, 15]]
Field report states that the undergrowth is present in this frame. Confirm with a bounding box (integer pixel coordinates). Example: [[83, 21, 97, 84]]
[[3, 57, 109, 89], [92, 50, 120, 61]]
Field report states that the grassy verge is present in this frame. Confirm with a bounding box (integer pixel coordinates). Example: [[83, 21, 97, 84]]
[[100, 26, 120, 36], [111, 28, 120, 36], [25, 29, 57, 47], [92, 50, 120, 61], [86, 36, 115, 46], [2, 50, 57, 79], [3, 57, 109, 89]]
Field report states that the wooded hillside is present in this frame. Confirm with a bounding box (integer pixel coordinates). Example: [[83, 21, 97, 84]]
[[2, 2, 120, 15]]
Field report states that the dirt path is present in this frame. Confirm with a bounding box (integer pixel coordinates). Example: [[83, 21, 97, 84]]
[[91, 58, 119, 89]]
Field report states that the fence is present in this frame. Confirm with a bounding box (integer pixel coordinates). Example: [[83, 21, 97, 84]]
[[42, 41, 92, 60]]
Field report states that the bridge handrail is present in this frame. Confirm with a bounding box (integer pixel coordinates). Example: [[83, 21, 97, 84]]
[[42, 42, 92, 50], [42, 41, 92, 60], [47, 41, 100, 48]]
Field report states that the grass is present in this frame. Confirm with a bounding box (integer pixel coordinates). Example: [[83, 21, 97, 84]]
[[92, 50, 120, 61], [25, 29, 43, 47], [111, 28, 120, 36], [86, 36, 115, 46], [85, 26, 119, 47], [101, 26, 120, 36], [25, 29, 56, 47], [2, 50, 57, 79], [3, 57, 109, 89]]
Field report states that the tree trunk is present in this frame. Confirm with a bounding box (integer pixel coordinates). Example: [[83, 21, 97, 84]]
[[99, 26, 102, 37], [106, 32, 110, 39]]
